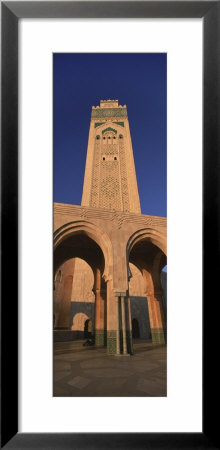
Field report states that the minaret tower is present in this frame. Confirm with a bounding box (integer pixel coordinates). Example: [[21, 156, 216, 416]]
[[81, 99, 141, 213]]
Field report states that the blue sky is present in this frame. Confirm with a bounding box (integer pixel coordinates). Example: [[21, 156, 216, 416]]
[[53, 53, 167, 217]]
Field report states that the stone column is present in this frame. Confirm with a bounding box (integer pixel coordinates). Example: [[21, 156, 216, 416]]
[[147, 290, 166, 344], [106, 279, 118, 354], [94, 268, 105, 346], [100, 283, 106, 345], [121, 296, 128, 355], [127, 297, 133, 354], [116, 296, 120, 355]]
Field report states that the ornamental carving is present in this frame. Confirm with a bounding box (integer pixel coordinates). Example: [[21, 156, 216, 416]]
[[110, 212, 127, 229], [91, 108, 127, 118]]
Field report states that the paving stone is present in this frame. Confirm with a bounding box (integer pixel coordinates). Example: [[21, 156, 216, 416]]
[[83, 368, 134, 378], [53, 361, 71, 371], [80, 358, 118, 369], [54, 370, 72, 382], [67, 376, 91, 389], [136, 377, 166, 396], [54, 341, 167, 396]]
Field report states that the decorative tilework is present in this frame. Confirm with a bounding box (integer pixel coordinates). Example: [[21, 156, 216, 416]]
[[95, 329, 105, 347], [107, 330, 117, 354], [91, 108, 127, 119], [94, 122, 105, 128], [102, 127, 117, 134], [113, 121, 124, 127], [151, 328, 166, 344]]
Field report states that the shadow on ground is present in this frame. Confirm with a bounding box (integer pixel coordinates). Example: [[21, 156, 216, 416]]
[[53, 339, 167, 397]]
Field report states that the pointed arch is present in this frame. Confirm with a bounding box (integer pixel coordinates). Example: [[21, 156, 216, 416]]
[[127, 227, 167, 257], [54, 220, 113, 282]]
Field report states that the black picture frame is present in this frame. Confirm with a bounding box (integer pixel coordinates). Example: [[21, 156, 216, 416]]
[[1, 1, 220, 449]]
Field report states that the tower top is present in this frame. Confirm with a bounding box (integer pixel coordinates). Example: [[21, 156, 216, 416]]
[[91, 100, 127, 119], [92, 99, 127, 108], [81, 100, 141, 213], [100, 99, 119, 108]]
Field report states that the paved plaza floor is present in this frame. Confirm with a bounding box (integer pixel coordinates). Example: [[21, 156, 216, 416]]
[[53, 339, 167, 397]]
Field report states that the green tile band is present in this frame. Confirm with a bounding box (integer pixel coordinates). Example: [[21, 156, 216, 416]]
[[151, 328, 167, 344], [95, 329, 105, 347], [107, 330, 117, 354], [92, 108, 127, 119], [102, 127, 117, 134]]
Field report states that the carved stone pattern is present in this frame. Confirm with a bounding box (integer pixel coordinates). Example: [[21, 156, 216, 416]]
[[99, 161, 121, 210], [54, 204, 167, 229], [119, 140, 130, 212], [110, 212, 127, 229], [98, 135, 121, 210], [80, 209, 87, 218], [91, 108, 127, 118], [101, 143, 118, 156], [90, 141, 100, 207]]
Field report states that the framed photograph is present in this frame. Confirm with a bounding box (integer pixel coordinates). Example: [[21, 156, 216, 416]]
[[1, 1, 220, 449], [53, 52, 167, 398]]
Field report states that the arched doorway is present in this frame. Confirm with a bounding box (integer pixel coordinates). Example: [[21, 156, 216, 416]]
[[54, 228, 108, 347], [54, 257, 95, 332], [129, 262, 151, 340], [127, 230, 167, 346], [132, 318, 140, 338], [54, 258, 74, 330]]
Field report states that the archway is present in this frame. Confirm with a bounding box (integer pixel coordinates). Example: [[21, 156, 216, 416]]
[[129, 262, 151, 341], [127, 229, 167, 346], [54, 226, 109, 347], [54, 258, 74, 330], [54, 220, 112, 282]]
